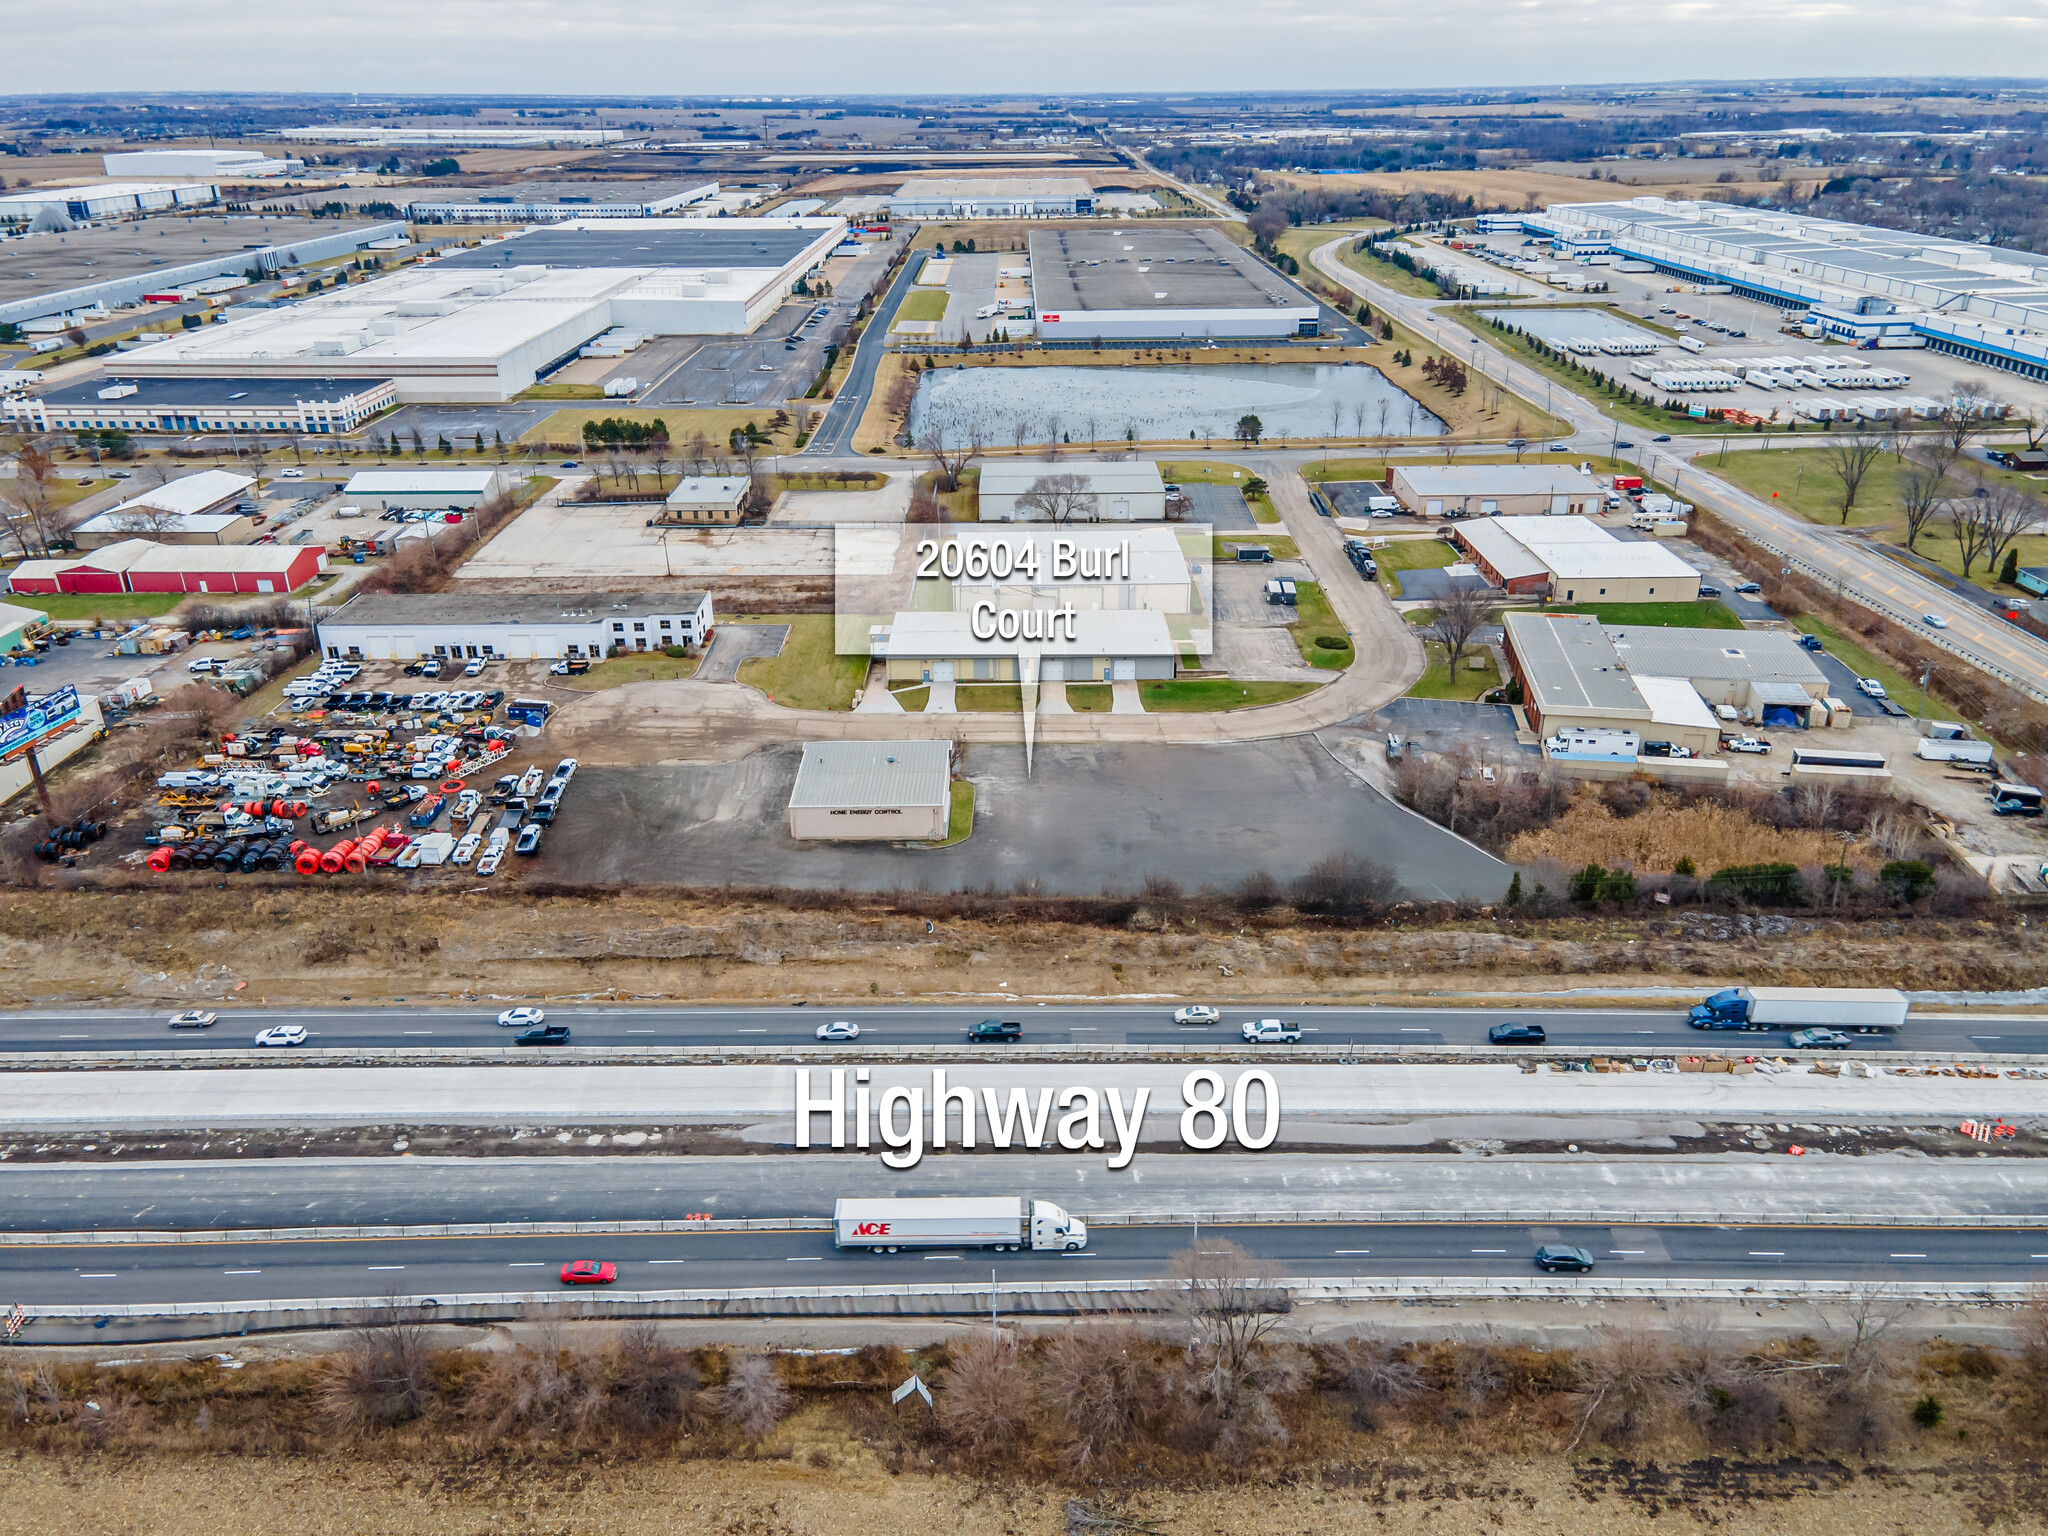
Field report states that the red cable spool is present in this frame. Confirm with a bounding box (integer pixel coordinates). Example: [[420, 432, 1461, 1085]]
[[320, 840, 352, 874], [147, 847, 173, 873], [366, 781, 382, 795], [289, 801, 308, 818], [294, 845, 321, 875], [344, 849, 368, 874], [440, 778, 465, 793], [244, 800, 263, 817], [485, 740, 505, 752], [270, 799, 288, 817]]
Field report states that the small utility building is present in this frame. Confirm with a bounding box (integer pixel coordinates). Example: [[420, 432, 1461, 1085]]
[[660, 475, 750, 525], [341, 469, 517, 512], [977, 461, 1166, 522], [788, 740, 952, 842]]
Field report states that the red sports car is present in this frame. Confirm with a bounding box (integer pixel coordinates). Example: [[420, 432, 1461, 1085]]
[[559, 1260, 617, 1286]]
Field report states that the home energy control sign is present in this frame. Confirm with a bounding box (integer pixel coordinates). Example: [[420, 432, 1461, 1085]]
[[835, 521, 1215, 763]]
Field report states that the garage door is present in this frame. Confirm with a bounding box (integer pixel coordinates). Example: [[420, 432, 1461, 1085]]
[[506, 637, 535, 660], [1112, 659, 1136, 681]]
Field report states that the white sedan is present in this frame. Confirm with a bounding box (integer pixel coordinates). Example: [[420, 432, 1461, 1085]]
[[253, 1025, 307, 1047], [498, 1007, 545, 1028], [1855, 677, 1888, 699], [815, 1020, 861, 1042], [167, 1010, 217, 1029], [1173, 1005, 1221, 1026]]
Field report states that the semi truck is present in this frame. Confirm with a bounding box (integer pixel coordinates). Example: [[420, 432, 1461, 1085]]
[[1688, 986, 1909, 1033], [833, 1196, 1088, 1254]]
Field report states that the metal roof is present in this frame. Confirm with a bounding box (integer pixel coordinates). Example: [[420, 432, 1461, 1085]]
[[323, 591, 708, 628], [434, 219, 837, 273], [344, 470, 506, 494], [37, 375, 390, 408], [789, 741, 951, 812], [1605, 627, 1827, 690], [1029, 227, 1312, 315], [103, 469, 254, 519], [1396, 467, 1605, 497], [1502, 611, 1647, 715], [978, 462, 1165, 496]]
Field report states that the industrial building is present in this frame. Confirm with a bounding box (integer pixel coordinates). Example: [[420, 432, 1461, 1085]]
[[0, 601, 49, 654], [7, 376, 396, 435], [1028, 227, 1320, 341], [0, 182, 218, 224], [787, 740, 953, 842], [1391, 465, 1607, 520], [283, 126, 629, 148], [1449, 514, 1701, 602], [123, 217, 845, 401], [103, 149, 301, 179], [889, 178, 1095, 219], [340, 468, 519, 511], [0, 218, 407, 331], [5, 539, 324, 596], [70, 471, 259, 549], [941, 526, 1196, 616], [1528, 197, 2048, 382], [874, 608, 1178, 684], [1503, 611, 1834, 751], [660, 475, 750, 524], [408, 181, 719, 224], [976, 461, 1167, 522], [317, 591, 714, 662]]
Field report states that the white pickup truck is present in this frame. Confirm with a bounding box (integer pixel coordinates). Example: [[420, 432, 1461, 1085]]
[[1240, 1019, 1302, 1043]]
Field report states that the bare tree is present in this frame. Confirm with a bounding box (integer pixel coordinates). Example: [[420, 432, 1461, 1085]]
[[1353, 401, 1370, 439], [1011, 414, 1032, 451], [919, 422, 982, 492], [1896, 460, 1950, 552], [1947, 480, 2038, 580], [1158, 1238, 1292, 1419], [1014, 472, 1098, 524], [710, 1352, 790, 1440], [1041, 1324, 1160, 1469], [1936, 379, 2003, 462], [1822, 419, 1885, 524], [1376, 398, 1391, 440], [1430, 578, 1498, 673], [1082, 413, 1100, 449], [318, 1298, 437, 1430], [936, 1332, 1034, 1448], [1329, 398, 1345, 439]]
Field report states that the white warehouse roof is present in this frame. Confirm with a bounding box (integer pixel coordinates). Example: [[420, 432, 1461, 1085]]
[[977, 461, 1165, 496], [103, 469, 253, 519], [344, 470, 505, 494]]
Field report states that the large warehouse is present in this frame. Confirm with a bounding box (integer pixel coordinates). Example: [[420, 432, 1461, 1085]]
[[103, 149, 300, 178], [787, 740, 953, 842], [124, 217, 845, 400], [1391, 466, 1607, 519], [317, 591, 714, 661], [874, 608, 1178, 684], [0, 182, 217, 223], [7, 376, 396, 436], [408, 181, 719, 223], [890, 178, 1095, 219], [1029, 227, 1320, 341], [976, 461, 1167, 521], [6, 538, 324, 596], [1450, 514, 1701, 602]]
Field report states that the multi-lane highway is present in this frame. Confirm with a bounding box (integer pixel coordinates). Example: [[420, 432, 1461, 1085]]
[[5, 1223, 2041, 1309], [2, 1003, 2041, 1055]]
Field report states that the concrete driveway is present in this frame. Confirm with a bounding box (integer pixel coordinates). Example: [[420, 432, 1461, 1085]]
[[769, 475, 911, 524], [696, 623, 789, 684]]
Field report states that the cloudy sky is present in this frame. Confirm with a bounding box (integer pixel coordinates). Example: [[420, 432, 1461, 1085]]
[[13, 0, 2045, 93]]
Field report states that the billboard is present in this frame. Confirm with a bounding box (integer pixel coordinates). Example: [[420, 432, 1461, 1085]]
[[0, 685, 82, 764]]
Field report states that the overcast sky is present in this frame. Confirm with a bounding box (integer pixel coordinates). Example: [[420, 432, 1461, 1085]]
[[14, 0, 2046, 95]]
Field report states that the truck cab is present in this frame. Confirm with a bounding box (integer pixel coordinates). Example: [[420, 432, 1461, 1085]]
[[1688, 988, 1755, 1028], [1031, 1200, 1087, 1252]]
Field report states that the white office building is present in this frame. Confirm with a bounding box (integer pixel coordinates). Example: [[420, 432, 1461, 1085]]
[[318, 591, 715, 661]]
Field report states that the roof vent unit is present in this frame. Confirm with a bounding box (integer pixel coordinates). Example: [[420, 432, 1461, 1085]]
[[367, 318, 405, 336], [312, 332, 367, 356], [702, 269, 729, 284], [393, 299, 457, 317], [97, 383, 138, 400]]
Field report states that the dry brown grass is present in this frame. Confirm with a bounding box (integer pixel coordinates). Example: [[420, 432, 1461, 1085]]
[[1263, 167, 1754, 207], [1504, 786, 1872, 875]]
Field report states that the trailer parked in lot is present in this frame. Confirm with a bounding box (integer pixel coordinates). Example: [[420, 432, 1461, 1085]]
[[833, 1196, 1088, 1253]]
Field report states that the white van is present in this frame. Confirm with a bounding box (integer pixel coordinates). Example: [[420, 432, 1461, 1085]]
[[1366, 496, 1401, 517]]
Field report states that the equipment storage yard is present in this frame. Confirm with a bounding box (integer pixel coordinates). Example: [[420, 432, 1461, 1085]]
[[455, 490, 835, 584]]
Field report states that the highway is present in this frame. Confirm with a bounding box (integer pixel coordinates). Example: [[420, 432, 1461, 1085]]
[[4, 1223, 2042, 1309], [2, 1003, 2041, 1056]]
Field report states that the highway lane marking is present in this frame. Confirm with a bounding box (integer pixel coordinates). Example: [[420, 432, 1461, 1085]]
[[367, 1265, 405, 1271], [224, 1269, 260, 1275], [79, 1272, 117, 1278], [1333, 1249, 1371, 1255], [58, 1034, 89, 1039], [403, 1031, 434, 1036], [508, 1262, 545, 1268], [1400, 1028, 1431, 1033], [1471, 1248, 1507, 1254], [1610, 1250, 1646, 1255], [734, 1029, 767, 1034], [627, 1030, 656, 1034], [1890, 1253, 1928, 1259], [923, 1255, 962, 1261], [646, 1259, 687, 1265], [1749, 1251, 1786, 1257], [785, 1256, 821, 1262]]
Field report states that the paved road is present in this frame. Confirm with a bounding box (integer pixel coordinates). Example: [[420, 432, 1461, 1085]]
[[1308, 236, 2048, 704], [804, 234, 924, 457], [1, 1003, 2040, 1055], [9, 1153, 2043, 1233], [4, 1224, 2041, 1309]]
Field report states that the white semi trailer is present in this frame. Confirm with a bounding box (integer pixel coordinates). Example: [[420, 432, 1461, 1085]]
[[833, 1196, 1088, 1254]]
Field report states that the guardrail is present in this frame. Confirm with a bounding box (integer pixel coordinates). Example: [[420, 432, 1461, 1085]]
[[6, 1208, 2043, 1248], [7, 1275, 2037, 1344]]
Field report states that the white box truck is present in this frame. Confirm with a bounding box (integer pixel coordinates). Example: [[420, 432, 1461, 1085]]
[[833, 1196, 1088, 1253], [1688, 986, 1909, 1033]]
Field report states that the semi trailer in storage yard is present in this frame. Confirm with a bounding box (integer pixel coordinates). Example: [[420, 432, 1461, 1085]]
[[1688, 986, 1909, 1033], [833, 1197, 1088, 1253]]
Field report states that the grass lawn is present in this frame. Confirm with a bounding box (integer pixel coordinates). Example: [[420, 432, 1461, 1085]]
[[1523, 599, 1744, 630], [1272, 218, 1389, 275], [931, 779, 975, 845], [520, 406, 784, 452], [9, 591, 187, 623], [892, 685, 931, 711], [515, 383, 605, 401], [1330, 234, 1445, 300], [895, 290, 950, 325], [953, 684, 1024, 711], [1702, 446, 2048, 591], [1137, 679, 1322, 711], [1153, 460, 1257, 486], [734, 616, 867, 711], [1065, 683, 1112, 711], [767, 471, 886, 493], [551, 652, 700, 691], [1249, 491, 1279, 524], [1212, 534, 1301, 561], [1408, 640, 1502, 700], [1287, 582, 1354, 670], [1366, 537, 1458, 597]]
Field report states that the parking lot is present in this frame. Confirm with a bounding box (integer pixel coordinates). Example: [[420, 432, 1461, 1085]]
[[1209, 562, 1325, 681], [534, 737, 1514, 901]]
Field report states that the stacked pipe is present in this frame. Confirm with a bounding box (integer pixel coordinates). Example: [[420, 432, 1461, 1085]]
[[32, 814, 107, 861]]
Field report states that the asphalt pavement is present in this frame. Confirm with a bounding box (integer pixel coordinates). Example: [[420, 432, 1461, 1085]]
[[2, 1003, 2040, 1056], [804, 239, 925, 456], [4, 1223, 2041, 1309]]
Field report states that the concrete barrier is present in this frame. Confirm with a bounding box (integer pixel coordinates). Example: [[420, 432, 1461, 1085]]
[[9, 1275, 2036, 1347]]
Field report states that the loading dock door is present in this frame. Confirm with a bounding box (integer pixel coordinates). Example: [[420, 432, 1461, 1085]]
[[506, 637, 535, 661], [1112, 659, 1136, 681]]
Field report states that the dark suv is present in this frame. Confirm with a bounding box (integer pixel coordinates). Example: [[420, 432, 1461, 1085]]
[[967, 1019, 1022, 1042], [1488, 1022, 1547, 1045], [515, 1022, 572, 1046], [1534, 1245, 1595, 1273]]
